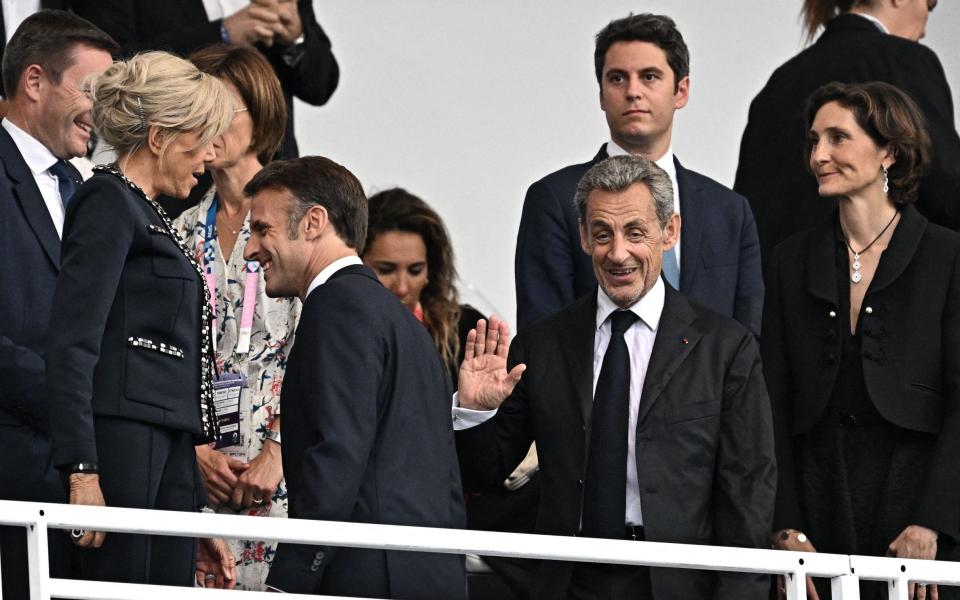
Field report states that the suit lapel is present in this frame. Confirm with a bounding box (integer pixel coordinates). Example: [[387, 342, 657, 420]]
[[675, 159, 703, 294], [636, 287, 700, 427], [592, 144, 609, 164], [868, 206, 925, 295], [559, 293, 598, 426], [0, 126, 60, 269]]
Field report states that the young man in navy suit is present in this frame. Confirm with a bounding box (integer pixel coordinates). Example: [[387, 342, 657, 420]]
[[0, 10, 117, 599], [515, 13, 762, 335]]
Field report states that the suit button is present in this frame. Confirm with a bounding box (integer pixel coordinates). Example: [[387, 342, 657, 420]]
[[865, 306, 873, 314], [840, 414, 857, 428], [577, 479, 583, 489], [828, 310, 837, 318]]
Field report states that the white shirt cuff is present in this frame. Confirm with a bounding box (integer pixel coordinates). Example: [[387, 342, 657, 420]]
[[451, 392, 497, 430]]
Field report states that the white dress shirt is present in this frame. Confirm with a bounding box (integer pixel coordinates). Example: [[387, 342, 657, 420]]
[[2, 118, 68, 237], [201, 0, 250, 20], [2, 0, 40, 42], [453, 279, 666, 526], [606, 140, 681, 269], [304, 255, 364, 299], [852, 11, 890, 34]]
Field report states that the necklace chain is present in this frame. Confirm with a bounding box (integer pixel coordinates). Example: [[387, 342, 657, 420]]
[[844, 210, 899, 284]]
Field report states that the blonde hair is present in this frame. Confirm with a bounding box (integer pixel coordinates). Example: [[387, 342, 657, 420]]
[[90, 50, 233, 161]]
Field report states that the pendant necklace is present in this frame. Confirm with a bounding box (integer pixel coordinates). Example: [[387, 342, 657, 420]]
[[844, 210, 898, 284]]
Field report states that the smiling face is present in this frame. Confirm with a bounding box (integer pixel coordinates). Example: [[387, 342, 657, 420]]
[[363, 230, 429, 312], [32, 44, 113, 159], [809, 101, 891, 199], [154, 129, 216, 199], [599, 40, 688, 157], [210, 79, 255, 170], [245, 186, 311, 299], [580, 182, 679, 308]]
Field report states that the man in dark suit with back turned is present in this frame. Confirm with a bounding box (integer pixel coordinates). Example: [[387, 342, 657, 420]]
[[734, 0, 960, 269], [0, 10, 117, 598], [242, 157, 466, 599], [515, 13, 763, 335], [458, 155, 776, 600]]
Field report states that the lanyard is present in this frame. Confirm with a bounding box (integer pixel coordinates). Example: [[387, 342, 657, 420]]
[[203, 196, 259, 355]]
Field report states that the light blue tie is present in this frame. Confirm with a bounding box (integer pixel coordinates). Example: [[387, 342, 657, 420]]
[[662, 246, 680, 289]]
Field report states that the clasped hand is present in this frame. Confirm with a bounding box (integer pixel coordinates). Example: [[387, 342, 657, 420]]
[[224, 0, 302, 47], [196, 441, 283, 509]]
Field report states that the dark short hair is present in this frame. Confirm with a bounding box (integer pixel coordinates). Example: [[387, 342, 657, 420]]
[[244, 156, 368, 250], [594, 13, 689, 92], [364, 188, 461, 368], [804, 81, 931, 206], [189, 44, 287, 164], [2, 10, 118, 98]]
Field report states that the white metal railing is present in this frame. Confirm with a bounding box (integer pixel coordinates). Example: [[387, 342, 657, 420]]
[[0, 499, 955, 600]]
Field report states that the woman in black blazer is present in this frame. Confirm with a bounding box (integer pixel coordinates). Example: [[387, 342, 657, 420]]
[[45, 51, 236, 588], [763, 81, 960, 600]]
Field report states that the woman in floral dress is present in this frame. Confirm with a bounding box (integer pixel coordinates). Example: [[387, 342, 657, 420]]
[[173, 45, 299, 590]]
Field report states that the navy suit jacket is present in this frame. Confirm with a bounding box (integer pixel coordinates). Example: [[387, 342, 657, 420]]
[[265, 264, 466, 599], [515, 145, 763, 335], [0, 120, 75, 600]]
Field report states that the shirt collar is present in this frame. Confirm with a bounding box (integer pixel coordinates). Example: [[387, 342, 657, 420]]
[[851, 11, 889, 34], [607, 139, 676, 183], [305, 255, 363, 298], [2, 118, 58, 176], [595, 276, 665, 333]]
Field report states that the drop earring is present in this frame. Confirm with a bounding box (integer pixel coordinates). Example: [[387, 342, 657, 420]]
[[882, 165, 889, 194]]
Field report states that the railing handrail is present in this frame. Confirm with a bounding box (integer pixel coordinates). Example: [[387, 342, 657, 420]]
[[1, 499, 957, 600]]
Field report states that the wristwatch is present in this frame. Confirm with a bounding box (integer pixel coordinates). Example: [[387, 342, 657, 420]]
[[264, 428, 281, 446]]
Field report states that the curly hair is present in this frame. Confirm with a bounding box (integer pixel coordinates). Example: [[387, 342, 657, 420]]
[[804, 81, 931, 206], [364, 188, 461, 370]]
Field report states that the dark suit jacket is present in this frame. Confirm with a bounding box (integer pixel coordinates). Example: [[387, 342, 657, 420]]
[[265, 264, 466, 599], [0, 122, 83, 484], [761, 205, 960, 540], [45, 171, 207, 469], [458, 286, 776, 600], [0, 123, 78, 600], [71, 0, 339, 161], [735, 13, 960, 268], [515, 146, 763, 335]]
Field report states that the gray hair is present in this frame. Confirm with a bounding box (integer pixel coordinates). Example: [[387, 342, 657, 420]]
[[574, 155, 674, 228]]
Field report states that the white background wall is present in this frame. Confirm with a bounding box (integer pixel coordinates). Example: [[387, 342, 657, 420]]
[[298, 1, 960, 328]]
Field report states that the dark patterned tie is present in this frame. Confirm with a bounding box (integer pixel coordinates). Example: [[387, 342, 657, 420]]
[[49, 160, 78, 209], [581, 309, 639, 539]]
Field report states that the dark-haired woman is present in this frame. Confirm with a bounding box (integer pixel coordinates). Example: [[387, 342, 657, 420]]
[[763, 81, 960, 600], [362, 188, 483, 387], [734, 0, 960, 266]]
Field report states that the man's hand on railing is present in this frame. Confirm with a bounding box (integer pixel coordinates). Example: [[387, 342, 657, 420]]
[[772, 528, 820, 600], [68, 473, 106, 548], [887, 525, 939, 600], [195, 537, 236, 589], [196, 445, 249, 507], [457, 316, 526, 411]]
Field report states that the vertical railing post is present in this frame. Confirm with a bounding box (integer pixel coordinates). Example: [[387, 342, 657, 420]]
[[785, 565, 807, 600], [888, 577, 909, 600], [25, 508, 49, 600], [831, 574, 860, 599]]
